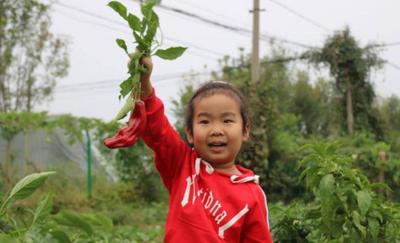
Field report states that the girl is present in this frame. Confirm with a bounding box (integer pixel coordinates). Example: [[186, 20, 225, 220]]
[[139, 56, 273, 242]]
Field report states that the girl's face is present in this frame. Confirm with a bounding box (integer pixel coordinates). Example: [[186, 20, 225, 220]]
[[185, 93, 249, 169]]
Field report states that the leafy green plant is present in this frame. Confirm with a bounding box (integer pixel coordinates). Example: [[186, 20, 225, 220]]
[[0, 171, 55, 241], [0, 171, 55, 217], [269, 201, 311, 242], [271, 142, 400, 242], [0, 170, 166, 242], [108, 0, 187, 121]]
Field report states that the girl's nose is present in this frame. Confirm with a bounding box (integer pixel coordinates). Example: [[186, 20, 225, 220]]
[[210, 126, 223, 136]]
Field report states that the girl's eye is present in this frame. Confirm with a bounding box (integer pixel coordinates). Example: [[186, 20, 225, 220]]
[[224, 119, 234, 123], [199, 120, 209, 124]]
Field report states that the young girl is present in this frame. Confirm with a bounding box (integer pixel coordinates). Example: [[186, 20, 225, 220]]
[[139, 56, 273, 242]]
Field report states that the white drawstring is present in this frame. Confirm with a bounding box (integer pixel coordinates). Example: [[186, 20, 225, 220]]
[[202, 160, 215, 174], [195, 158, 201, 175], [230, 175, 259, 184], [195, 158, 214, 175]]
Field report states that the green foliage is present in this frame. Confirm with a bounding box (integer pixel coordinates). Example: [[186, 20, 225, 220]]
[[0, 170, 166, 242], [338, 133, 400, 201], [270, 202, 311, 242], [31, 194, 53, 227], [0, 171, 55, 237], [306, 27, 384, 135], [379, 95, 400, 152], [108, 0, 186, 121], [115, 140, 165, 203], [171, 83, 194, 137], [271, 142, 400, 242], [154, 47, 187, 60], [0, 111, 165, 207], [0, 112, 48, 142], [0, 172, 55, 216]]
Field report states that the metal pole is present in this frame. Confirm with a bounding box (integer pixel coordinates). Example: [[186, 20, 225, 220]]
[[85, 130, 92, 198], [251, 0, 260, 84]]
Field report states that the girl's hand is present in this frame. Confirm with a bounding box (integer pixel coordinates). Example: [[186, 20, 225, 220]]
[[139, 56, 153, 98]]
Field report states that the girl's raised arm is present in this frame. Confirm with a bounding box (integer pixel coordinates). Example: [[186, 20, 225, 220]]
[[139, 57, 190, 191]]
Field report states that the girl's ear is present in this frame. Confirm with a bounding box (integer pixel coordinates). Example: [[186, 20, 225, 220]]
[[185, 128, 194, 144], [243, 126, 250, 142]]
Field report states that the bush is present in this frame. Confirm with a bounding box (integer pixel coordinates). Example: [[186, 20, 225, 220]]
[[271, 142, 400, 242]]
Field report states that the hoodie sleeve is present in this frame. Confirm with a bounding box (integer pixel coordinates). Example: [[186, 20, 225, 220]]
[[240, 186, 273, 243], [140, 88, 189, 191]]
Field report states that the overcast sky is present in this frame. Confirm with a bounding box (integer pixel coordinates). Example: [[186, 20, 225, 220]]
[[38, 0, 400, 123]]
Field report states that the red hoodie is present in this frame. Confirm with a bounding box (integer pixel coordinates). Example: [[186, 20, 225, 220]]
[[141, 89, 273, 243]]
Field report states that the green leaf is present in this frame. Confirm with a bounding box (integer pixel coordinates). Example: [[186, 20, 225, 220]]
[[54, 211, 94, 236], [31, 194, 53, 226], [128, 14, 141, 32], [113, 94, 135, 121], [119, 77, 133, 99], [133, 31, 149, 52], [116, 39, 129, 55], [352, 210, 366, 238], [49, 229, 72, 243], [368, 216, 379, 241], [128, 54, 141, 76], [356, 190, 371, 216], [141, 0, 160, 19], [108, 1, 128, 20], [154, 47, 187, 60], [0, 171, 56, 216], [371, 182, 392, 193], [0, 234, 14, 243], [369, 210, 383, 223], [326, 142, 338, 155], [82, 213, 114, 231], [305, 208, 321, 219], [318, 174, 335, 198], [144, 10, 159, 48], [147, 0, 161, 6]]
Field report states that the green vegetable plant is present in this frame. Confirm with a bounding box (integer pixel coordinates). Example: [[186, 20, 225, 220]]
[[108, 0, 187, 121], [0, 171, 55, 241], [0, 170, 166, 242], [271, 142, 400, 242], [0, 171, 56, 217]]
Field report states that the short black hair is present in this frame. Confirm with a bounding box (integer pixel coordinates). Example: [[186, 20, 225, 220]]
[[185, 81, 251, 134]]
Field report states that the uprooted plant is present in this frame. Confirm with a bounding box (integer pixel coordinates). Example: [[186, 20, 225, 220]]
[[104, 0, 186, 149]]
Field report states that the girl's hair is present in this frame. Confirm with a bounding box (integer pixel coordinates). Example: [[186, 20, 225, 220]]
[[185, 81, 251, 134]]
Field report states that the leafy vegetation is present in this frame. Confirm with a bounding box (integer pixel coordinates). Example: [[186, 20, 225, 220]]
[[271, 142, 400, 242], [306, 27, 384, 135], [0, 168, 167, 242], [108, 0, 186, 121]]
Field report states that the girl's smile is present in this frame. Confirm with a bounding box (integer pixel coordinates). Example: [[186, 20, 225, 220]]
[[185, 93, 249, 174]]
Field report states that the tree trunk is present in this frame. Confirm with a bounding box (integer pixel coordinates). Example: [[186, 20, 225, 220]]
[[346, 80, 354, 134], [378, 150, 387, 196]]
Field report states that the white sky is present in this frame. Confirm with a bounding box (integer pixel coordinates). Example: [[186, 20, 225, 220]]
[[38, 0, 400, 123]]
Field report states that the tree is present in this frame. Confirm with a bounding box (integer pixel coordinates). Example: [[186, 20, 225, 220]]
[[0, 0, 69, 112], [307, 27, 383, 134]]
